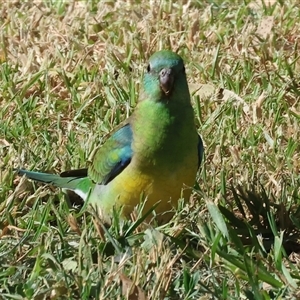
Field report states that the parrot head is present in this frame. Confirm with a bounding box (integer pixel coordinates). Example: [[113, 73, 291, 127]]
[[143, 50, 189, 101]]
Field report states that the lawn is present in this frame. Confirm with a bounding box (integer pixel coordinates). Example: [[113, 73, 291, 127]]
[[1, 0, 300, 299]]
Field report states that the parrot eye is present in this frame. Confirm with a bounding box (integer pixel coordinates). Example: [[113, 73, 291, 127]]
[[147, 64, 151, 73]]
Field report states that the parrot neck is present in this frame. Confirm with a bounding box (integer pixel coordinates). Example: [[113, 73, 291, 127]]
[[131, 99, 197, 167]]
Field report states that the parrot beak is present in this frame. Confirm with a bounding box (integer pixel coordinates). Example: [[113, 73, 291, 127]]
[[159, 68, 174, 96]]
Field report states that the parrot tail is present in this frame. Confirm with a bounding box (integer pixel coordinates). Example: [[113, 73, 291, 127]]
[[15, 169, 90, 201]]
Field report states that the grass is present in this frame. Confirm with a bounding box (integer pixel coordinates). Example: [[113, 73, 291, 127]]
[[1, 0, 300, 299]]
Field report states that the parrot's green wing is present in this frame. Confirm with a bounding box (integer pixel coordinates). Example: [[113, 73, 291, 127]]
[[88, 122, 133, 184]]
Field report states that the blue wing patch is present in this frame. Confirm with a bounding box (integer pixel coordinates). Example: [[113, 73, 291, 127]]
[[101, 124, 133, 184], [89, 123, 134, 185]]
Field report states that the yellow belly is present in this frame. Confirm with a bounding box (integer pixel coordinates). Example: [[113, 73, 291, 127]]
[[94, 151, 198, 224]]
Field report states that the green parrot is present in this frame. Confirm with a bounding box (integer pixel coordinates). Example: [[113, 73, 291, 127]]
[[16, 50, 204, 224]]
